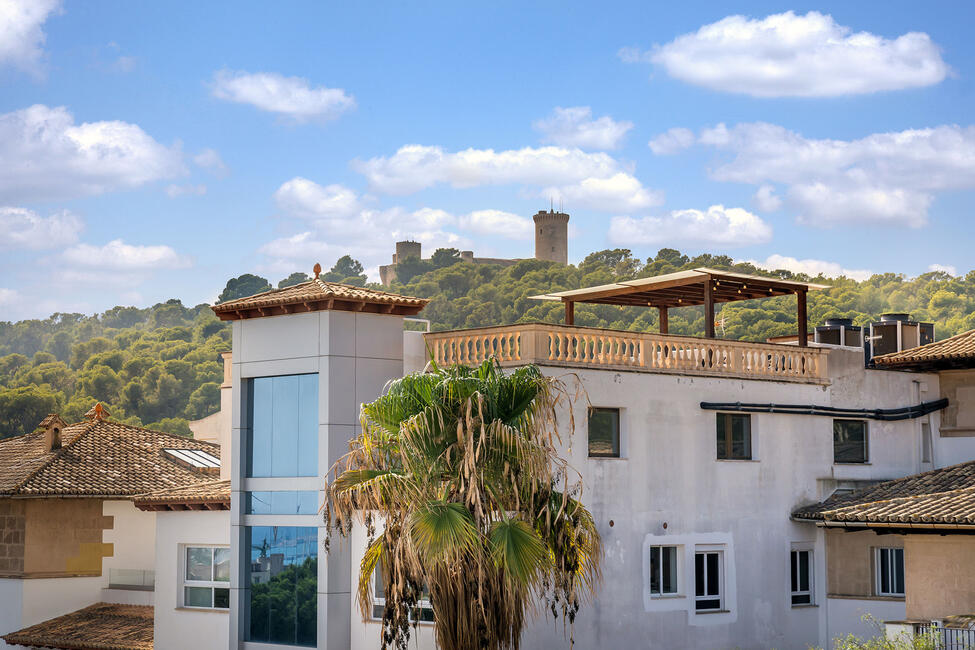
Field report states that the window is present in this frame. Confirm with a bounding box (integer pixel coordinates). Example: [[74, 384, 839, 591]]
[[791, 549, 812, 605], [246, 374, 318, 477], [183, 546, 229, 609], [716, 413, 751, 460], [372, 564, 434, 622], [834, 419, 868, 463], [649, 545, 679, 597], [588, 408, 620, 458], [246, 526, 317, 646], [245, 491, 319, 515], [694, 551, 723, 611], [921, 422, 932, 463], [875, 547, 905, 597]]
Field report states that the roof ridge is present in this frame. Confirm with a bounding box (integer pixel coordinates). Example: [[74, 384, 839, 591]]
[[87, 418, 221, 448], [8, 419, 98, 495]]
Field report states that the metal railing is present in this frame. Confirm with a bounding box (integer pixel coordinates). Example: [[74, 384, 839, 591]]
[[915, 624, 975, 649], [424, 323, 829, 384]]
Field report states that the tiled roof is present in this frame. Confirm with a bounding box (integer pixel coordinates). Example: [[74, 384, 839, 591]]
[[793, 460, 975, 526], [133, 479, 230, 511], [873, 327, 975, 369], [1, 602, 153, 650], [212, 278, 428, 320], [0, 417, 221, 498]]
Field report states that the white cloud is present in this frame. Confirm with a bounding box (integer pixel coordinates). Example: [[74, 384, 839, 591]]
[[648, 127, 695, 155], [211, 70, 355, 122], [749, 254, 873, 281], [752, 185, 782, 212], [273, 178, 362, 221], [457, 210, 532, 240], [533, 106, 633, 150], [0, 287, 19, 306], [608, 205, 771, 247], [165, 183, 206, 198], [0, 207, 82, 249], [692, 121, 975, 227], [62, 239, 191, 270], [928, 263, 957, 276], [354, 144, 622, 194], [193, 148, 228, 176], [542, 172, 663, 212], [631, 11, 948, 97], [0, 104, 184, 201], [0, 0, 60, 75]]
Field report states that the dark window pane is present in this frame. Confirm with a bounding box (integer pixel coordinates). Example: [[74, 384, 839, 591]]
[[662, 547, 677, 594], [880, 548, 890, 593], [792, 593, 811, 605], [246, 526, 318, 646], [588, 408, 620, 457], [695, 553, 704, 597], [799, 551, 809, 592], [834, 420, 867, 463], [717, 414, 751, 460], [214, 587, 230, 609], [706, 553, 719, 596], [696, 598, 720, 611], [649, 547, 660, 594]]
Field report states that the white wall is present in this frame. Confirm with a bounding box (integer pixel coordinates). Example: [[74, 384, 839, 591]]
[[827, 597, 906, 645], [154, 510, 231, 650], [100, 500, 156, 606]]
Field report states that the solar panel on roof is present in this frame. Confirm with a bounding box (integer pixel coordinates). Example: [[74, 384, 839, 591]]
[[163, 449, 220, 468]]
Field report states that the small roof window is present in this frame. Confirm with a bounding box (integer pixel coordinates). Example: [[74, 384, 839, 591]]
[[164, 448, 220, 468]]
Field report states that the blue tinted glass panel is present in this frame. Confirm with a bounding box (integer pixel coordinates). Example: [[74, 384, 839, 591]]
[[246, 526, 317, 646], [245, 491, 319, 515], [297, 375, 318, 476], [246, 374, 318, 478]]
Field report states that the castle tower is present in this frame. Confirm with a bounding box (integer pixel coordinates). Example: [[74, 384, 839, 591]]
[[533, 210, 569, 264], [393, 240, 422, 263]]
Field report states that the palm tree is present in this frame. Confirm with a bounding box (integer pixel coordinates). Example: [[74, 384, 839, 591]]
[[325, 360, 601, 650]]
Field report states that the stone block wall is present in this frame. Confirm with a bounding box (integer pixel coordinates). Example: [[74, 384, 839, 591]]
[[0, 499, 26, 575]]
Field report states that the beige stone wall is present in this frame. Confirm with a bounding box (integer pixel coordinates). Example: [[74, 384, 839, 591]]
[[22, 499, 113, 577], [905, 536, 975, 619], [939, 369, 975, 434], [0, 498, 26, 575], [826, 528, 904, 597]]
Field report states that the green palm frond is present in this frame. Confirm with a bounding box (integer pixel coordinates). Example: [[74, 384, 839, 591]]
[[489, 516, 550, 591], [409, 500, 478, 562]]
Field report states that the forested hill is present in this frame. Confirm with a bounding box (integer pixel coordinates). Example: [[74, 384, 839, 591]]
[[2, 248, 974, 440]]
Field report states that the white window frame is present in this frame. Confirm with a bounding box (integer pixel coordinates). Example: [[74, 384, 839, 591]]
[[649, 545, 681, 598], [694, 549, 724, 612], [790, 548, 813, 606], [875, 547, 905, 597], [181, 545, 230, 610]]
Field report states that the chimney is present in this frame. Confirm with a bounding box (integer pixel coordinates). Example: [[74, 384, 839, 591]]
[[38, 414, 67, 452]]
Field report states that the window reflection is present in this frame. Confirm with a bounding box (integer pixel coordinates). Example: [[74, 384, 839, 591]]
[[246, 526, 317, 646], [246, 491, 319, 515], [246, 374, 318, 478]]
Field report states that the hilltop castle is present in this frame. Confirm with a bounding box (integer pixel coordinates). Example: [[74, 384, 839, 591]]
[[379, 209, 569, 285]]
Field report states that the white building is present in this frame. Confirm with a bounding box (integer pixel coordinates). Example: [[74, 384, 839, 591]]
[[208, 267, 972, 650]]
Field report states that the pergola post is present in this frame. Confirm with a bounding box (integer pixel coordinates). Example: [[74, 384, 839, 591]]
[[659, 306, 668, 334], [797, 289, 808, 347], [704, 276, 715, 338], [564, 300, 574, 326]]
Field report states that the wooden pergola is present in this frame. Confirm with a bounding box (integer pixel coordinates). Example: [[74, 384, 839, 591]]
[[531, 267, 829, 347]]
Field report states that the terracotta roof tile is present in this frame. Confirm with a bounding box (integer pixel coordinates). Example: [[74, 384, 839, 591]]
[[1, 602, 153, 650], [133, 479, 230, 510], [212, 278, 428, 320], [0, 418, 221, 498], [793, 460, 975, 525], [874, 327, 975, 369]]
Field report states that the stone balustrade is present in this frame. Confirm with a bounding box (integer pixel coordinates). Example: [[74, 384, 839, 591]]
[[423, 323, 829, 383]]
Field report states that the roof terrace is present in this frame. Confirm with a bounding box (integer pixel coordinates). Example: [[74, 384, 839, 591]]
[[424, 268, 831, 384]]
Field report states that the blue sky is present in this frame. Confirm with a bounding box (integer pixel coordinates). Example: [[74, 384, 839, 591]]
[[2, 1, 975, 320]]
